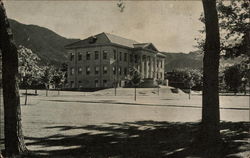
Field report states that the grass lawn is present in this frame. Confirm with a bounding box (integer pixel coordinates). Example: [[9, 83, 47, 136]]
[[1, 87, 250, 157]]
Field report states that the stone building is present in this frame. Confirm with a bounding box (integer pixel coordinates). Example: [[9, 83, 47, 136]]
[[65, 32, 165, 88]]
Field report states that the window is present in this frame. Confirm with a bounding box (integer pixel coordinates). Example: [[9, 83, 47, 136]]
[[103, 51, 108, 60], [103, 80, 107, 87], [113, 67, 116, 75], [124, 67, 127, 76], [103, 66, 108, 74], [119, 52, 122, 61], [78, 81, 82, 84], [70, 81, 74, 88], [95, 66, 99, 75], [157, 60, 159, 68], [70, 68, 75, 75], [118, 67, 122, 75], [78, 67, 82, 74], [130, 54, 133, 63], [113, 50, 117, 60], [134, 55, 138, 63], [95, 80, 99, 87], [95, 51, 99, 60], [124, 53, 127, 62], [160, 72, 162, 78], [86, 66, 90, 75], [86, 52, 91, 60], [78, 53, 82, 61], [70, 53, 74, 61], [160, 60, 163, 68]]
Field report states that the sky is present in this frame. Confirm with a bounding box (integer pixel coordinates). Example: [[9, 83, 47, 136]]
[[4, 0, 204, 53]]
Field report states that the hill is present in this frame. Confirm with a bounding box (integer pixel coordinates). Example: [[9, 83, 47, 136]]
[[162, 51, 203, 72], [9, 19, 78, 66]]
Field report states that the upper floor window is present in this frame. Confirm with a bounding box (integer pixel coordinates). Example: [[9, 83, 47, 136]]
[[95, 51, 99, 60], [103, 51, 108, 60], [103, 66, 108, 74], [86, 66, 90, 75], [124, 53, 127, 62], [70, 68, 74, 75], [113, 67, 116, 75], [160, 60, 163, 68], [86, 52, 91, 60], [70, 53, 74, 61], [124, 67, 127, 76], [78, 53, 82, 61], [78, 67, 82, 74], [95, 66, 99, 75], [118, 67, 122, 75], [113, 50, 117, 60], [119, 52, 122, 61], [157, 60, 159, 68], [134, 55, 138, 63], [130, 54, 133, 63]]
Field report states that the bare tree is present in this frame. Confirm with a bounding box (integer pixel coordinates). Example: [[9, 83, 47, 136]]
[[0, 1, 28, 156]]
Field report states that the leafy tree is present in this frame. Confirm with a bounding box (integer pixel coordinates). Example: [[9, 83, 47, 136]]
[[196, 0, 249, 58], [18, 46, 42, 104], [167, 69, 202, 90], [41, 66, 54, 96], [51, 68, 66, 95], [0, 1, 28, 156], [127, 67, 143, 101], [224, 64, 249, 94]]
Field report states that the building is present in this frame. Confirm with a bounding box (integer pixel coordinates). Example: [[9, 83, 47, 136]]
[[65, 32, 166, 89]]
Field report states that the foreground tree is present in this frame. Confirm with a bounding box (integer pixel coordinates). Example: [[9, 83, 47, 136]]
[[197, 0, 221, 149], [0, 1, 28, 156]]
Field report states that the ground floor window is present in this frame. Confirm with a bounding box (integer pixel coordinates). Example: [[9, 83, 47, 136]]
[[95, 80, 99, 88], [103, 80, 107, 87], [70, 81, 74, 88]]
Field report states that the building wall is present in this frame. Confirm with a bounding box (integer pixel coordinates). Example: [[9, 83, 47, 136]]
[[67, 45, 165, 89]]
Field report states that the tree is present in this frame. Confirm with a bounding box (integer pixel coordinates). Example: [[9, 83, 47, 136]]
[[127, 67, 143, 101], [18, 46, 42, 104], [0, 1, 28, 156], [51, 68, 66, 95], [41, 66, 53, 96], [167, 69, 203, 96], [196, 0, 249, 58], [197, 0, 222, 149], [224, 64, 249, 94]]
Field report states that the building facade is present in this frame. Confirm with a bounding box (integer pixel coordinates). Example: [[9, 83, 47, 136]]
[[65, 32, 165, 88]]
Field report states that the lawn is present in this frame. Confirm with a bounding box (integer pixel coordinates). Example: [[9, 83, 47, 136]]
[[1, 87, 250, 157]]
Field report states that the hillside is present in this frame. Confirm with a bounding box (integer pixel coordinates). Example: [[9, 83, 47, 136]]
[[162, 51, 203, 72], [9, 19, 78, 66]]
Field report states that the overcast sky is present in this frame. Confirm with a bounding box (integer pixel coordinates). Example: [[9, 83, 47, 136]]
[[4, 0, 204, 53]]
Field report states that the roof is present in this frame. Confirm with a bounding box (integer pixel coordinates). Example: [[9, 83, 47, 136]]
[[65, 32, 139, 49], [104, 32, 139, 48], [65, 32, 160, 53]]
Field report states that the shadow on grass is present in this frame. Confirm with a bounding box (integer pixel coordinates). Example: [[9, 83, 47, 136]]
[[46, 99, 249, 111], [24, 121, 249, 158]]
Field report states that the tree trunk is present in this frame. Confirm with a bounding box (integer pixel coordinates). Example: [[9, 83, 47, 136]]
[[134, 86, 136, 101], [0, 1, 28, 156], [197, 0, 221, 147], [24, 87, 28, 105]]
